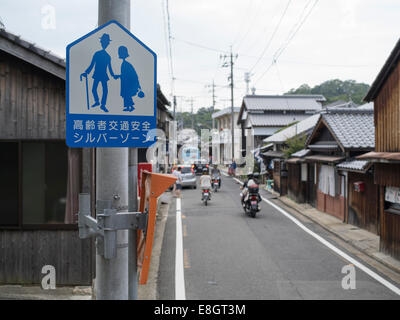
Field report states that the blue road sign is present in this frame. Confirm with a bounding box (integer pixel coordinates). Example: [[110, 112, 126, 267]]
[[66, 20, 157, 147]]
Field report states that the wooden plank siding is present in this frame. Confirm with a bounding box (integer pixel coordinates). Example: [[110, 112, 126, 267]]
[[0, 230, 92, 285], [287, 163, 306, 203], [380, 210, 400, 260], [347, 172, 379, 234], [0, 51, 65, 140], [374, 60, 400, 152], [374, 163, 400, 187]]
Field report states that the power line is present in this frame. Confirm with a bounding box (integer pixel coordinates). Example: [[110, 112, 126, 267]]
[[273, 0, 320, 63], [249, 0, 292, 73], [234, 0, 268, 52], [230, 0, 255, 47], [172, 36, 229, 54], [161, 0, 172, 85], [254, 0, 320, 85], [164, 0, 175, 96]]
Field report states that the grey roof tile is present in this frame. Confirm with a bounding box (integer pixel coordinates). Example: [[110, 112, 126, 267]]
[[249, 113, 311, 127], [337, 160, 371, 172], [322, 111, 375, 150], [243, 94, 325, 111]]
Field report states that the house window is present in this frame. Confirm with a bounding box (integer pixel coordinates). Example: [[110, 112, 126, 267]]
[[0, 142, 19, 226], [0, 141, 78, 228]]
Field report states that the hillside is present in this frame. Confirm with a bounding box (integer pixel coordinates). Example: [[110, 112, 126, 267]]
[[286, 79, 370, 105], [176, 107, 219, 134]]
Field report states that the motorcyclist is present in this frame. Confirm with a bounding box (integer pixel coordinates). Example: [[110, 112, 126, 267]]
[[211, 164, 221, 187], [200, 167, 212, 200], [241, 172, 257, 206]]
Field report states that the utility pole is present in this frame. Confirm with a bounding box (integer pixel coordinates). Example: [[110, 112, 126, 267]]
[[190, 97, 194, 130], [222, 47, 237, 161], [96, 0, 131, 300], [173, 95, 177, 121], [206, 81, 217, 129]]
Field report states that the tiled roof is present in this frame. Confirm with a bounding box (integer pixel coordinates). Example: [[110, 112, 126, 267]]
[[243, 94, 325, 111], [262, 150, 285, 158], [264, 113, 320, 143], [248, 113, 311, 127], [322, 111, 375, 150], [291, 149, 311, 158], [337, 160, 371, 172], [212, 107, 240, 119]]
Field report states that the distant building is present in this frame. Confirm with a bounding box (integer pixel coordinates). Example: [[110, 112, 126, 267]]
[[237, 94, 326, 156], [211, 107, 240, 164]]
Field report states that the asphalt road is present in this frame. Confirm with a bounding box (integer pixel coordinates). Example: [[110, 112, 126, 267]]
[[158, 175, 400, 300]]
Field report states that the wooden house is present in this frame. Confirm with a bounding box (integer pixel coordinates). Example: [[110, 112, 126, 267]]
[[304, 108, 375, 221], [263, 113, 321, 200], [358, 38, 400, 259], [0, 29, 93, 285]]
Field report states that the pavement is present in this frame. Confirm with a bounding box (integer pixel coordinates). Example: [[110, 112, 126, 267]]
[[0, 193, 172, 300]]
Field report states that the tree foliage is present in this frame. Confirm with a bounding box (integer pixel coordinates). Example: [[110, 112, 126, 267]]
[[286, 79, 370, 105], [176, 107, 219, 135], [282, 134, 307, 159]]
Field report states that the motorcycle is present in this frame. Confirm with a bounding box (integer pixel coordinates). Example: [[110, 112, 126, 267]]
[[241, 184, 261, 218], [201, 188, 211, 206], [211, 176, 221, 192]]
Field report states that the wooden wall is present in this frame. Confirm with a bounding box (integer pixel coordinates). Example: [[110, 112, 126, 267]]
[[273, 160, 287, 195], [347, 172, 379, 234], [375, 163, 400, 187], [287, 163, 306, 203], [0, 51, 65, 139], [317, 190, 345, 221], [380, 209, 400, 260], [374, 60, 400, 152], [0, 230, 93, 285], [307, 163, 317, 207]]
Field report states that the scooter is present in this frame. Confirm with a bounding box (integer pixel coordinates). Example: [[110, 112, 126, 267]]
[[241, 184, 261, 218], [201, 188, 211, 206], [211, 176, 221, 192]]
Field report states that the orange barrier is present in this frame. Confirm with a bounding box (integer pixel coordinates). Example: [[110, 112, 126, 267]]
[[137, 170, 176, 284]]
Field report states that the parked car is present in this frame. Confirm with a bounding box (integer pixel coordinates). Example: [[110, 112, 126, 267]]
[[178, 164, 197, 189]]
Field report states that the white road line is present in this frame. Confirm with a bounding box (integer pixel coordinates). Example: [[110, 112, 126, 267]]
[[175, 197, 186, 300], [233, 176, 400, 295]]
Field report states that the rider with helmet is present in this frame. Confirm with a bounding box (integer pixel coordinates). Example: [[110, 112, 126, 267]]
[[211, 164, 221, 187], [200, 167, 212, 199], [241, 172, 259, 205]]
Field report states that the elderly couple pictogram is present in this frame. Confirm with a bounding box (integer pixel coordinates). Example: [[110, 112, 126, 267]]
[[80, 33, 144, 113]]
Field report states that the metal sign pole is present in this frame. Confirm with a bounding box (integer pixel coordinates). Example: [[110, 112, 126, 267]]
[[96, 0, 131, 300], [128, 148, 138, 300]]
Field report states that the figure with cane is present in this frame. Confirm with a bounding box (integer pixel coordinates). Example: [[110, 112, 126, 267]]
[[80, 33, 116, 113]]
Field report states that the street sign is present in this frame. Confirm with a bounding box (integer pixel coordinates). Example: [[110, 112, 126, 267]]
[[66, 20, 157, 147]]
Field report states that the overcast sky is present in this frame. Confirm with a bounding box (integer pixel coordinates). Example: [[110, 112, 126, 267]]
[[1, 0, 399, 112]]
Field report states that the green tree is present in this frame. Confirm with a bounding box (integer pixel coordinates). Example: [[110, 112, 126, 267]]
[[282, 134, 307, 159], [287, 79, 370, 105], [176, 107, 220, 135]]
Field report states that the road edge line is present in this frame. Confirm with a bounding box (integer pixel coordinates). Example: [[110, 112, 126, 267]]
[[175, 197, 186, 300]]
